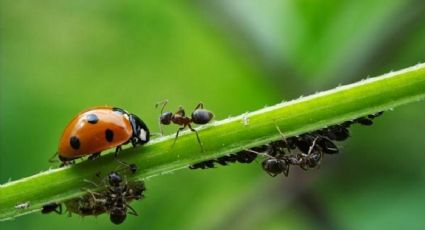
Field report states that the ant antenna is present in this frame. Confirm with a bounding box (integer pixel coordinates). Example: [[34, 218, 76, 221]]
[[245, 148, 272, 158], [114, 158, 138, 174], [155, 99, 169, 114], [275, 124, 292, 153], [155, 99, 169, 135], [306, 136, 319, 156], [83, 179, 100, 188]]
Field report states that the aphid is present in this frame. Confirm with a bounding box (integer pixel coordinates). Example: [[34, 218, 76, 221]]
[[156, 100, 214, 151], [54, 106, 150, 165], [41, 202, 62, 214], [15, 201, 30, 209], [316, 136, 339, 154], [319, 125, 350, 141], [354, 117, 374, 126], [189, 150, 257, 169]]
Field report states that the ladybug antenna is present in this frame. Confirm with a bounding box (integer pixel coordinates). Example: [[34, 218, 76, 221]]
[[48, 152, 59, 163]]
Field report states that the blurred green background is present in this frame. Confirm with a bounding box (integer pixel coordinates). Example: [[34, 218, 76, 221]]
[[1, 0, 424, 229]]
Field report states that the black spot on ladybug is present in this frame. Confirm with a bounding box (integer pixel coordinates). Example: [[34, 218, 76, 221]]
[[70, 136, 80, 150], [86, 113, 99, 124], [105, 129, 114, 142]]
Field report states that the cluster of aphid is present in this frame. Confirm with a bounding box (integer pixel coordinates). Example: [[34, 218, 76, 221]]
[[42, 170, 145, 225], [190, 112, 384, 177], [34, 102, 382, 224]]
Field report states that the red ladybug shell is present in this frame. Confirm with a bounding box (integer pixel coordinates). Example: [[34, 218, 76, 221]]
[[58, 106, 134, 160]]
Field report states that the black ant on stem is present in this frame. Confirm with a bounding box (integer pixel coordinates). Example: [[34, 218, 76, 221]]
[[156, 100, 214, 151], [79, 171, 143, 224]]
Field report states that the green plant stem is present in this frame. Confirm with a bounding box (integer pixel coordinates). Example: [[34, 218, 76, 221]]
[[1, 63, 425, 221]]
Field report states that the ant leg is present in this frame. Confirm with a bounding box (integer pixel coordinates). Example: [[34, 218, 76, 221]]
[[267, 172, 278, 177], [172, 125, 186, 148], [283, 165, 289, 177], [194, 102, 204, 110], [188, 124, 204, 152], [126, 204, 138, 216], [176, 106, 186, 116]]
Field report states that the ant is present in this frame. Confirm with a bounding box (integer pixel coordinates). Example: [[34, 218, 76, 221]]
[[82, 171, 142, 224], [156, 100, 214, 151], [288, 136, 323, 170], [65, 180, 145, 220], [105, 172, 139, 224]]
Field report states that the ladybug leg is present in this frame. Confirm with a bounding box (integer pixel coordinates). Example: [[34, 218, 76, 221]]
[[115, 146, 122, 157], [188, 123, 204, 152], [88, 152, 101, 161], [131, 138, 139, 148]]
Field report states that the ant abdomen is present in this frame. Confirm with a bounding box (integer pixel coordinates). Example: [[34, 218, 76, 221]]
[[191, 109, 214, 124], [262, 158, 289, 177]]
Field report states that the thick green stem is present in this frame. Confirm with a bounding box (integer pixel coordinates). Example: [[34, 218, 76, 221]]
[[1, 63, 425, 221]]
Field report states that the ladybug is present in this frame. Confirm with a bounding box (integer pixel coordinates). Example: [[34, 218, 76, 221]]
[[56, 106, 150, 164]]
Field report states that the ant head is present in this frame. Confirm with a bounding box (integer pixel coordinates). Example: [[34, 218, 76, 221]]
[[159, 112, 173, 125], [191, 109, 214, 125], [110, 207, 127, 225], [305, 151, 322, 168], [108, 172, 122, 186], [262, 158, 288, 175]]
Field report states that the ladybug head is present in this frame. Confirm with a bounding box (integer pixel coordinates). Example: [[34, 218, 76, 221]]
[[129, 114, 150, 146]]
